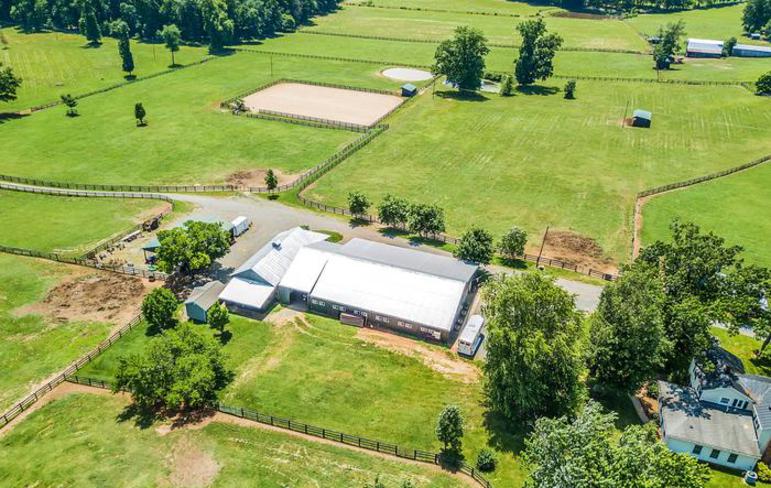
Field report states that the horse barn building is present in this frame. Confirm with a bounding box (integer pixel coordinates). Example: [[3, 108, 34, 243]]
[[277, 238, 479, 342]]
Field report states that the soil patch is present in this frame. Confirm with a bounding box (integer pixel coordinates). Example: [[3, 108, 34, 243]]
[[168, 434, 220, 488], [226, 168, 298, 188], [356, 328, 480, 384], [542, 230, 616, 273], [14, 271, 158, 326]]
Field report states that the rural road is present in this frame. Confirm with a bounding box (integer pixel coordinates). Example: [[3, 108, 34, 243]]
[[0, 183, 604, 311]]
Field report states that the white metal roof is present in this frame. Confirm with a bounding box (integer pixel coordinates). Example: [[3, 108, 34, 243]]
[[219, 277, 275, 310], [459, 315, 484, 343], [686, 38, 723, 54], [278, 245, 331, 294], [310, 254, 467, 332], [232, 227, 328, 286]]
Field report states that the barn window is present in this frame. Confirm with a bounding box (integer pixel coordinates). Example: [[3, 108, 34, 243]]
[[720, 398, 730, 404], [709, 449, 720, 459], [692, 445, 703, 455], [727, 453, 738, 463]]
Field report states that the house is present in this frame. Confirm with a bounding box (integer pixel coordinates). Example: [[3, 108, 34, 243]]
[[632, 109, 652, 128], [686, 38, 724, 58], [218, 227, 328, 316], [733, 44, 771, 58], [277, 238, 478, 342], [401, 83, 418, 97], [658, 345, 771, 471], [184, 281, 226, 322]]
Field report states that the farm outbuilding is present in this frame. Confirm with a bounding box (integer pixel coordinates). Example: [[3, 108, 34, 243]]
[[185, 281, 226, 323], [686, 38, 723, 58], [632, 109, 652, 128], [401, 83, 418, 97], [278, 238, 479, 342], [732, 44, 771, 57]]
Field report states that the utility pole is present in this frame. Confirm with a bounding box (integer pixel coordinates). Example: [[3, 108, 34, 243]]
[[270, 55, 273, 78], [536, 226, 550, 268]]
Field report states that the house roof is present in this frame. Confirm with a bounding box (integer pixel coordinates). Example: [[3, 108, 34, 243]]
[[739, 374, 771, 430], [633, 109, 652, 121], [231, 227, 329, 285], [659, 381, 760, 458], [184, 281, 225, 311], [692, 344, 745, 391]]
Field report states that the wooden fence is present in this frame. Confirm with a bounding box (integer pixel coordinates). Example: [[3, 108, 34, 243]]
[[64, 376, 493, 488], [256, 109, 372, 132], [0, 315, 144, 429]]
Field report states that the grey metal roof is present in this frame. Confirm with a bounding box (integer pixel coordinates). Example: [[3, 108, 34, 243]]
[[184, 281, 225, 310], [633, 109, 652, 121], [686, 38, 723, 54], [739, 374, 771, 430], [734, 44, 771, 54], [336, 238, 478, 283], [659, 381, 760, 457]]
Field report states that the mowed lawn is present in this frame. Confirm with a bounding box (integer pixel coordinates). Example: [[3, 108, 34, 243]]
[[0, 28, 209, 112], [0, 255, 114, 412], [343, 0, 554, 15], [304, 6, 648, 51], [307, 81, 771, 261], [0, 190, 164, 256], [0, 47, 406, 185], [642, 162, 771, 268], [79, 313, 529, 486], [0, 393, 466, 487]]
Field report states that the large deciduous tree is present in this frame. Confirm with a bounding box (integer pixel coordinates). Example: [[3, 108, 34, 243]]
[[0, 63, 22, 102], [156, 220, 231, 275], [498, 226, 527, 259], [455, 227, 494, 264], [435, 405, 464, 458], [377, 194, 409, 228], [743, 0, 771, 33], [432, 26, 489, 91], [141, 287, 178, 331], [653, 20, 686, 70], [514, 18, 563, 86], [347, 191, 371, 218], [483, 273, 585, 421], [201, 0, 234, 52], [407, 203, 446, 237]]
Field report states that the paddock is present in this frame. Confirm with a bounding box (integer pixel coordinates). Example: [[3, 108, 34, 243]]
[[242, 82, 403, 126]]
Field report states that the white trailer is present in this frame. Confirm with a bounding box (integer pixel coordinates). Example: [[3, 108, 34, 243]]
[[458, 314, 484, 357], [231, 216, 251, 237]]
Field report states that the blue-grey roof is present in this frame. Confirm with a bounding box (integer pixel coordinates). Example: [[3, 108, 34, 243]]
[[633, 109, 652, 120], [184, 280, 225, 310], [739, 374, 771, 430], [692, 344, 745, 391], [734, 44, 771, 54], [402, 83, 417, 91]]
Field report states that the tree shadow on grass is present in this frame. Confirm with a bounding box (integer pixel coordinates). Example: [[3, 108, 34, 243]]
[[378, 227, 410, 240], [497, 256, 529, 270], [0, 112, 29, 125], [750, 353, 771, 376], [217, 329, 233, 346], [436, 90, 490, 102], [483, 409, 528, 456], [348, 217, 372, 228], [516, 85, 559, 96], [116, 403, 156, 429]]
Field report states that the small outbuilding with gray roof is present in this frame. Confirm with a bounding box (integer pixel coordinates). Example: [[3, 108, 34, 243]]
[[185, 281, 226, 323]]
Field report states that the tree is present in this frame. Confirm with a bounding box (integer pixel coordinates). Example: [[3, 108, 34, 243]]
[[588, 263, 671, 393], [0, 63, 22, 103], [743, 0, 771, 33], [60, 93, 78, 116], [264, 169, 278, 191], [377, 194, 409, 228], [142, 287, 178, 330], [498, 227, 527, 259], [563, 79, 576, 99], [156, 220, 231, 275], [514, 18, 563, 86], [201, 0, 234, 52], [347, 191, 370, 218], [230, 98, 247, 114], [435, 405, 464, 456], [207, 302, 229, 333], [407, 203, 445, 237], [455, 227, 494, 264], [10, 0, 47, 31], [757, 71, 771, 95], [499, 74, 514, 96], [432, 26, 489, 91], [114, 323, 233, 412], [523, 401, 709, 488], [160, 24, 182, 66], [79, 2, 101, 46], [483, 273, 584, 421], [722, 36, 737, 57], [653, 20, 686, 70], [115, 24, 135, 77], [134, 102, 146, 126]]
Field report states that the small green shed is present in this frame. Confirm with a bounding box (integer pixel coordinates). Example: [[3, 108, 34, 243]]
[[185, 281, 226, 323], [401, 83, 418, 97], [632, 109, 652, 128]]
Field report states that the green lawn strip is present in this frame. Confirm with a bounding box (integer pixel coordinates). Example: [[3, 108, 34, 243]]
[[343, 0, 553, 16], [642, 162, 771, 268], [711, 327, 771, 377], [306, 81, 771, 261], [304, 6, 648, 51], [0, 50, 403, 186], [0, 393, 466, 487], [0, 255, 113, 412], [0, 28, 209, 112], [0, 190, 162, 256]]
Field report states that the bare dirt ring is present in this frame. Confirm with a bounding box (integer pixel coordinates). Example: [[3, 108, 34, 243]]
[[242, 82, 403, 126]]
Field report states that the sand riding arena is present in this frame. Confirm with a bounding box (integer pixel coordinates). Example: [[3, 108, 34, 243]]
[[242, 82, 404, 127]]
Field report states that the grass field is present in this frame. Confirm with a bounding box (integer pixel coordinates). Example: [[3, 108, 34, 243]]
[[0, 28, 209, 111], [0, 255, 115, 412], [642, 162, 771, 268], [0, 393, 466, 487], [304, 6, 649, 51], [0, 46, 412, 185], [307, 81, 771, 260], [343, 0, 555, 15], [0, 190, 163, 255]]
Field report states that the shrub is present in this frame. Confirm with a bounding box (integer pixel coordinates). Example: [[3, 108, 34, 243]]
[[646, 381, 660, 398], [484, 71, 503, 82], [142, 287, 178, 330], [499, 74, 514, 96], [722, 36, 737, 57], [564, 80, 576, 99], [757, 71, 771, 96], [476, 448, 497, 472], [757, 462, 771, 482]]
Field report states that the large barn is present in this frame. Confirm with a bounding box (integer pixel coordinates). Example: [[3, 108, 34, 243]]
[[277, 238, 479, 342], [686, 38, 723, 58]]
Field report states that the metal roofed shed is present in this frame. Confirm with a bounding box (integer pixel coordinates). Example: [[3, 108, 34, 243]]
[[686, 38, 723, 58], [401, 83, 418, 97], [732, 44, 771, 58], [185, 281, 226, 322], [632, 109, 652, 128]]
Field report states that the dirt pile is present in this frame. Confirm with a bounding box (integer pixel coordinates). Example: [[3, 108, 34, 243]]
[[226, 168, 296, 188], [542, 230, 616, 273]]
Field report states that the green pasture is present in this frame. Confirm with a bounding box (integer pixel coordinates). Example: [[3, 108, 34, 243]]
[[0, 47, 408, 185], [0, 28, 209, 112], [0, 190, 162, 255], [712, 327, 771, 377], [626, 4, 768, 45], [642, 162, 771, 268], [0, 255, 114, 412], [342, 0, 553, 16], [305, 6, 648, 51], [307, 81, 771, 261], [0, 393, 466, 487]]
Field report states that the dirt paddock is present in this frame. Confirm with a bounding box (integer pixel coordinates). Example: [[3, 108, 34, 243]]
[[242, 82, 403, 126]]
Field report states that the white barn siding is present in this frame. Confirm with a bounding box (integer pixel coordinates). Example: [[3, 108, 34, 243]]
[[700, 387, 753, 410], [663, 437, 757, 472]]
